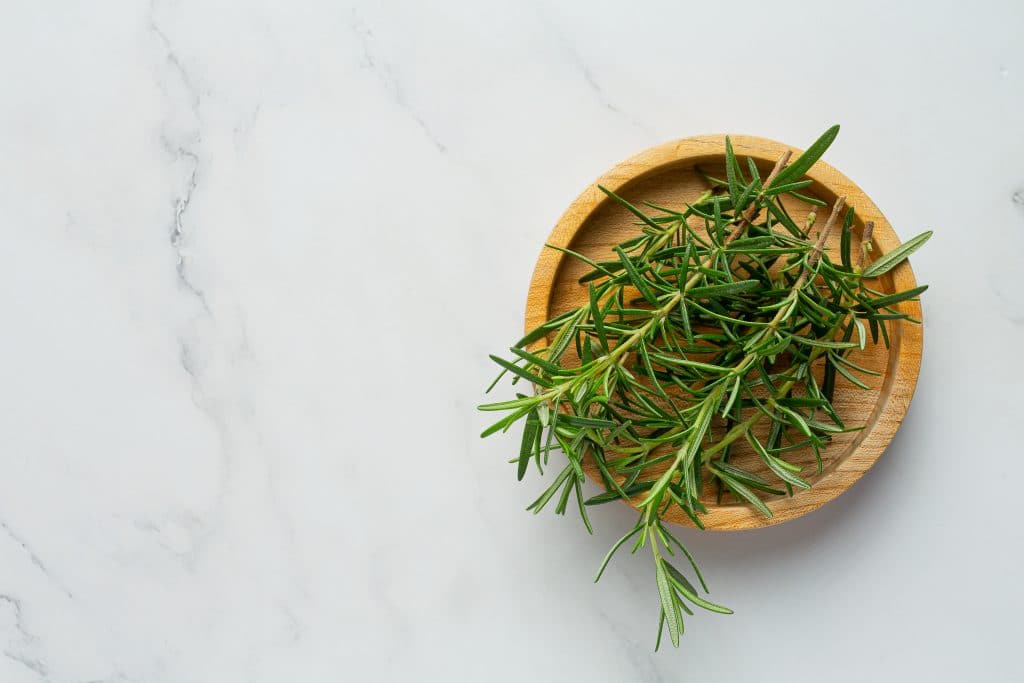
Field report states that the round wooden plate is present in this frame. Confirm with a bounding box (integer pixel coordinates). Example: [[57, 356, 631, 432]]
[[525, 135, 923, 531]]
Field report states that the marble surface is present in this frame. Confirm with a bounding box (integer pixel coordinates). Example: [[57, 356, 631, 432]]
[[1, 1, 1022, 680]]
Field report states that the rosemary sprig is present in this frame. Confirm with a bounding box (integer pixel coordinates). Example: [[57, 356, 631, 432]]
[[480, 126, 931, 648]]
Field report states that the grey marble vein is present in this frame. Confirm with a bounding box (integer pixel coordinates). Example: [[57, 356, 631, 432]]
[[535, 8, 655, 137], [1, 594, 49, 681], [350, 10, 447, 153], [1, 523, 72, 599]]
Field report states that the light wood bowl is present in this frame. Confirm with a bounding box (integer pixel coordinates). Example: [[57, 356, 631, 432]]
[[525, 135, 923, 531]]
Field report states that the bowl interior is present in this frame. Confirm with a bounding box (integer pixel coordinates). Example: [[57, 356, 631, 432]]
[[529, 137, 921, 530]]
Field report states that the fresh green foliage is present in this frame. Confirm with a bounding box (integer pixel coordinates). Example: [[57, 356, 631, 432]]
[[861, 230, 933, 278], [480, 126, 931, 649]]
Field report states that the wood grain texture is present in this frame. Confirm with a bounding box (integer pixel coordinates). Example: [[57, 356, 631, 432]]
[[525, 135, 923, 531]]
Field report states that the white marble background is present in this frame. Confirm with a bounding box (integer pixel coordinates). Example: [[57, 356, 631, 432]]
[[0, 1, 1021, 681]]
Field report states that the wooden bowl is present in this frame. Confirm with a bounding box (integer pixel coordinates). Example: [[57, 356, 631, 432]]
[[525, 135, 923, 531]]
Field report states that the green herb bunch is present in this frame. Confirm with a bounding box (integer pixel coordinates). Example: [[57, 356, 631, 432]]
[[479, 126, 931, 649]]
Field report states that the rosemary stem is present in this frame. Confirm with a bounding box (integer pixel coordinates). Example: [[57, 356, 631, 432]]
[[643, 197, 847, 499], [700, 352, 822, 460], [536, 185, 786, 405], [730, 196, 847, 373]]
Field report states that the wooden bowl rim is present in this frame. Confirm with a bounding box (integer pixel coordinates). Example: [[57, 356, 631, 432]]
[[525, 134, 923, 531]]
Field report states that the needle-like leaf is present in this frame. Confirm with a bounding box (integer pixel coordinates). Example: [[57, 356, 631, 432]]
[[862, 230, 933, 278], [773, 124, 840, 186]]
